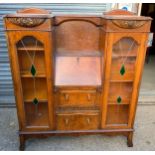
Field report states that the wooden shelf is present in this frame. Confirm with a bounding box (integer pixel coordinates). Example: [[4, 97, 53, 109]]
[[20, 71, 46, 78], [110, 80, 133, 83], [55, 56, 102, 86], [106, 124, 128, 127], [108, 100, 130, 105], [24, 99, 48, 103], [112, 53, 137, 58], [56, 50, 102, 57], [17, 46, 44, 51]]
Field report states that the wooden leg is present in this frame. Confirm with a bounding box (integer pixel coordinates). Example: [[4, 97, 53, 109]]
[[127, 132, 133, 147], [19, 134, 25, 151]]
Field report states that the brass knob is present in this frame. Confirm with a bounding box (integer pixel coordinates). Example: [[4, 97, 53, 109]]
[[86, 118, 90, 124], [65, 118, 69, 125], [87, 94, 91, 101], [64, 94, 69, 101]]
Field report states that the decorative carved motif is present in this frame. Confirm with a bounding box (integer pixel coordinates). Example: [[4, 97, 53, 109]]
[[7, 17, 46, 27], [112, 20, 146, 29]]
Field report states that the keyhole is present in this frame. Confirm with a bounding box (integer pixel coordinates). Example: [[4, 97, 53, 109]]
[[77, 57, 80, 63]]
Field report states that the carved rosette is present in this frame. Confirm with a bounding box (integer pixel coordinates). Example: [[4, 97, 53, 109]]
[[7, 17, 46, 27], [112, 20, 146, 29]]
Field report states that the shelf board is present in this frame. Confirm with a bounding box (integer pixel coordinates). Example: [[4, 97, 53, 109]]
[[20, 71, 46, 78], [112, 54, 137, 58], [55, 56, 102, 86], [56, 50, 102, 57], [24, 99, 48, 103], [110, 80, 133, 83], [17, 46, 44, 51], [106, 124, 128, 127], [108, 102, 130, 105]]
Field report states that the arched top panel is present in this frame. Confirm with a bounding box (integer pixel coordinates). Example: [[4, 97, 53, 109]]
[[55, 19, 100, 27], [16, 36, 44, 49], [112, 37, 139, 57], [55, 20, 100, 54]]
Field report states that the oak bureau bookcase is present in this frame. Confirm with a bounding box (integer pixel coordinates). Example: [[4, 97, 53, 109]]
[[3, 8, 151, 150]]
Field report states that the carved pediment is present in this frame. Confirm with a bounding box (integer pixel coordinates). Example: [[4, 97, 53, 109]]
[[7, 17, 46, 27], [112, 20, 146, 29]]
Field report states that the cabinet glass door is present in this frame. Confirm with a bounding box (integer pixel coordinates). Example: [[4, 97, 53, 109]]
[[16, 36, 49, 127], [106, 36, 139, 126]]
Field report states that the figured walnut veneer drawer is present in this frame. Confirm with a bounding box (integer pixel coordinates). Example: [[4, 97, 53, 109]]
[[56, 112, 100, 130], [56, 89, 101, 107]]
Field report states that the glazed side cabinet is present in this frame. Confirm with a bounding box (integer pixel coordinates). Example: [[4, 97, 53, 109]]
[[3, 8, 151, 150]]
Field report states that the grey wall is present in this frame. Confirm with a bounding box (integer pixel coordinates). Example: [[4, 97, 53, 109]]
[[0, 3, 112, 107]]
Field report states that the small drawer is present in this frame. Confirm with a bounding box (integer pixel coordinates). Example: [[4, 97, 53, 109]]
[[56, 112, 100, 130], [56, 89, 100, 107]]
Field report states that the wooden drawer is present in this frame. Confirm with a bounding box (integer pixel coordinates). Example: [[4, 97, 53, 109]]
[[56, 112, 100, 130], [56, 89, 100, 107]]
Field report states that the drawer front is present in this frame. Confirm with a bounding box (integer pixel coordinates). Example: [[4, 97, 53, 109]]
[[56, 112, 100, 130], [56, 90, 100, 107]]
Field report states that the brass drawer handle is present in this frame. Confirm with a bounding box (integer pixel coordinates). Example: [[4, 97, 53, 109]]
[[64, 94, 69, 101], [65, 118, 69, 125], [86, 118, 90, 124], [87, 94, 91, 101]]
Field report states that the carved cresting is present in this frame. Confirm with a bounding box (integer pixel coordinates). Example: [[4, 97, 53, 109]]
[[7, 17, 46, 27], [112, 20, 146, 29]]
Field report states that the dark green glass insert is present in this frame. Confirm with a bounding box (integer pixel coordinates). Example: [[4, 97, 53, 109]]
[[120, 65, 125, 76], [33, 97, 39, 105], [30, 64, 36, 76], [117, 96, 122, 104]]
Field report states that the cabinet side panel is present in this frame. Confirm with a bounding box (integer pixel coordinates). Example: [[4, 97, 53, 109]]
[[5, 30, 26, 129], [128, 33, 149, 128], [101, 33, 113, 128], [43, 31, 55, 129]]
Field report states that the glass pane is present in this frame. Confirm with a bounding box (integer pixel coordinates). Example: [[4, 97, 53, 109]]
[[24, 102, 49, 127], [108, 82, 133, 104], [106, 104, 129, 125], [21, 78, 47, 101], [111, 37, 138, 81], [17, 36, 45, 76]]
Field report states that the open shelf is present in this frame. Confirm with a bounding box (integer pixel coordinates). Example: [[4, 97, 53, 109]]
[[55, 56, 102, 86]]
